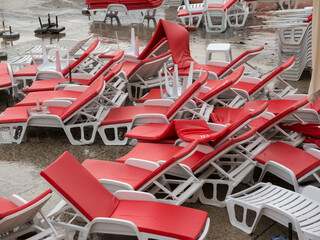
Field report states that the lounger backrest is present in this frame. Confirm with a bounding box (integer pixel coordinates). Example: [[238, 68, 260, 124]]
[[166, 71, 209, 119], [89, 50, 124, 84], [249, 57, 295, 95], [223, 46, 264, 75], [194, 128, 257, 172], [0, 63, 13, 88], [211, 102, 268, 146], [68, 35, 92, 57], [61, 39, 100, 76], [200, 66, 244, 102], [128, 51, 171, 80], [0, 189, 52, 234], [103, 62, 124, 83], [60, 75, 105, 121], [135, 140, 199, 190], [256, 97, 308, 133], [40, 151, 120, 221]]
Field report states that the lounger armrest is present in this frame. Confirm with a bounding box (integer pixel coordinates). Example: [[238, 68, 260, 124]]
[[125, 158, 160, 171], [9, 194, 28, 207], [98, 179, 134, 192], [114, 190, 156, 201], [259, 161, 299, 192], [132, 113, 169, 127], [237, 76, 260, 84], [282, 94, 307, 101], [175, 139, 214, 154], [301, 185, 320, 202], [43, 100, 72, 108], [143, 99, 174, 107], [70, 72, 93, 79], [207, 122, 227, 131], [61, 85, 89, 92], [262, 204, 303, 238], [91, 217, 141, 238], [306, 148, 320, 159], [206, 60, 229, 67]]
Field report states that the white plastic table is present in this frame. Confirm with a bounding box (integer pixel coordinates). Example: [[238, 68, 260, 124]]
[[206, 43, 232, 63]]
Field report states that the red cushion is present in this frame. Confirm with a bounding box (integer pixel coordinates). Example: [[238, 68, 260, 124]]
[[40, 151, 120, 221], [244, 99, 298, 115], [179, 63, 225, 77], [210, 107, 253, 125], [135, 88, 166, 103], [0, 190, 52, 220], [15, 90, 82, 107], [122, 61, 139, 77], [207, 0, 237, 11], [232, 81, 256, 95], [177, 9, 203, 17], [0, 63, 12, 88], [254, 142, 320, 179], [100, 105, 169, 125], [174, 119, 229, 143], [112, 200, 207, 240], [125, 121, 177, 140], [22, 79, 85, 93], [13, 65, 39, 77]]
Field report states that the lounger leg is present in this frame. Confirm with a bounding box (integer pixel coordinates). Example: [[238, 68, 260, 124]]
[[98, 123, 131, 145], [64, 123, 99, 145]]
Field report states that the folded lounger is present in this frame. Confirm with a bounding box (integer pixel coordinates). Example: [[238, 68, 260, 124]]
[[226, 182, 320, 239], [0, 190, 58, 240], [40, 151, 210, 240], [0, 62, 18, 98], [16, 62, 127, 108], [0, 76, 109, 145], [97, 70, 211, 145], [21, 50, 125, 93], [13, 39, 101, 88]]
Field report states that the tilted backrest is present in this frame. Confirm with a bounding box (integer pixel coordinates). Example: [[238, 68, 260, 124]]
[[200, 66, 244, 102], [60, 75, 105, 121], [61, 39, 100, 76], [136, 140, 199, 190], [68, 35, 92, 57], [166, 71, 209, 119], [256, 97, 308, 133], [0, 63, 13, 88], [128, 51, 171, 80], [88, 50, 124, 84], [40, 151, 119, 221], [249, 57, 295, 95], [193, 128, 257, 172], [0, 189, 52, 234], [145, 38, 169, 59], [223, 46, 264, 75]]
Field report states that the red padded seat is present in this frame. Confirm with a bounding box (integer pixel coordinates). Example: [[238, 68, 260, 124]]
[[244, 100, 297, 115], [0, 190, 52, 220], [135, 89, 166, 104], [125, 121, 177, 140], [254, 142, 320, 179], [0, 63, 12, 88], [122, 61, 139, 76], [112, 200, 207, 239], [207, 0, 237, 11], [13, 65, 40, 77], [16, 90, 82, 107], [177, 9, 203, 17]]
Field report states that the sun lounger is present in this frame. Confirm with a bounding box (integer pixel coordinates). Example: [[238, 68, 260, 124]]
[[0, 190, 58, 240], [226, 182, 320, 239], [97, 70, 210, 145], [16, 62, 127, 108], [13, 39, 101, 89], [21, 50, 124, 93], [0, 76, 109, 145], [40, 151, 210, 239], [177, 0, 204, 28]]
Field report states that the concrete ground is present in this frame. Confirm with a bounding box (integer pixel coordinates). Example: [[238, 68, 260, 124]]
[[0, 0, 313, 239]]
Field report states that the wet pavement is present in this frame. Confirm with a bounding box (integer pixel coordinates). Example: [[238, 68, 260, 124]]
[[0, 0, 313, 239]]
